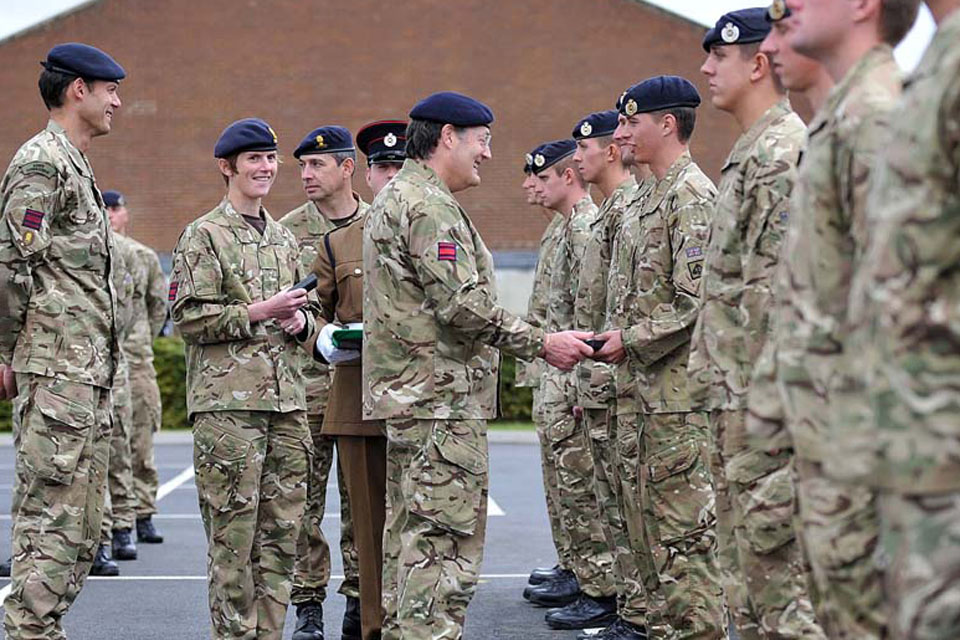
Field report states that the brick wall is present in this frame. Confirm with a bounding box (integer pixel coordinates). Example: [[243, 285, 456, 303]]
[[0, 0, 740, 253]]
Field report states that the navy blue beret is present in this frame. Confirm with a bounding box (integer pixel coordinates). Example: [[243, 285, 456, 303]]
[[356, 120, 407, 165], [617, 76, 701, 117], [42, 43, 125, 81], [703, 8, 772, 51], [293, 126, 355, 159], [214, 118, 278, 158], [573, 110, 620, 140], [531, 139, 577, 174], [766, 0, 791, 22], [409, 91, 494, 127], [102, 190, 125, 208]]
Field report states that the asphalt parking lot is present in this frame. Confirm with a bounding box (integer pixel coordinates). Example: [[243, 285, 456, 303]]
[[0, 433, 597, 639]]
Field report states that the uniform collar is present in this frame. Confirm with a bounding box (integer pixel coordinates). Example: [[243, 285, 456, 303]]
[[642, 150, 693, 215], [403, 159, 454, 198], [723, 99, 794, 170], [46, 119, 93, 179], [809, 44, 896, 135]]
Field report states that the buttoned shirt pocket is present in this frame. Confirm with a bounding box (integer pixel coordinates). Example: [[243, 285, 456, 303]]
[[403, 421, 488, 536], [22, 382, 96, 485], [50, 176, 109, 273], [334, 260, 364, 320]]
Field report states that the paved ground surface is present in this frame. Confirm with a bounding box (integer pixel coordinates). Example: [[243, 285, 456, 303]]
[[0, 434, 600, 639]]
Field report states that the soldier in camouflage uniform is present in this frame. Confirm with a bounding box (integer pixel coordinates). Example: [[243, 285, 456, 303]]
[[567, 109, 652, 639], [748, 1, 919, 636], [102, 191, 168, 546], [833, 2, 960, 638], [278, 125, 364, 640], [100, 215, 139, 567], [363, 91, 593, 640], [596, 76, 724, 640], [170, 118, 316, 640], [0, 43, 124, 640], [517, 149, 576, 592], [526, 139, 617, 628], [694, 9, 824, 640]]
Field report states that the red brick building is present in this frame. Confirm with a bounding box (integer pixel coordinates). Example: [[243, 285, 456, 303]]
[[0, 0, 740, 254]]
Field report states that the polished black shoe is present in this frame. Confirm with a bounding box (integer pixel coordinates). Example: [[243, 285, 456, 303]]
[[578, 618, 649, 640], [528, 563, 563, 585], [0, 556, 10, 578], [90, 544, 119, 577], [292, 602, 324, 640], [545, 594, 617, 630], [111, 528, 137, 560], [342, 595, 361, 639], [136, 516, 164, 543], [524, 569, 580, 607]]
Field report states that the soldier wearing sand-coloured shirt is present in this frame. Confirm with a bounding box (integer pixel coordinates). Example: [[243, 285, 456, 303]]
[[278, 124, 364, 640], [752, 0, 919, 637], [102, 190, 168, 548], [693, 9, 824, 640], [0, 43, 124, 640], [170, 118, 317, 640], [567, 109, 651, 640], [595, 76, 724, 640], [363, 91, 594, 640], [527, 139, 618, 630], [833, 1, 960, 638], [518, 147, 578, 596]]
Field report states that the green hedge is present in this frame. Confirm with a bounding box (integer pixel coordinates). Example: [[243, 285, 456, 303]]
[[0, 339, 534, 431]]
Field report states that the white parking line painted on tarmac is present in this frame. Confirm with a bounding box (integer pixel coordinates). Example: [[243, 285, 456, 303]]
[[156, 466, 195, 501]]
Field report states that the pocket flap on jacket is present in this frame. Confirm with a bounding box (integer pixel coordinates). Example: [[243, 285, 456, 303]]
[[35, 386, 95, 428], [648, 440, 700, 483], [433, 429, 487, 476]]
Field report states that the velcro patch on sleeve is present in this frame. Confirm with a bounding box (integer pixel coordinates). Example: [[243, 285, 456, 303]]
[[688, 261, 703, 280], [20, 162, 57, 180], [168, 281, 180, 302], [685, 246, 702, 258], [23, 209, 45, 230], [438, 241, 457, 262]]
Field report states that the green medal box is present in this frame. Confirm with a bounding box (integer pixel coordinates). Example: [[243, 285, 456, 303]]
[[332, 329, 363, 350]]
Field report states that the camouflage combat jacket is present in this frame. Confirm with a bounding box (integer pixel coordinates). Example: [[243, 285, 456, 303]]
[[0, 120, 120, 388], [170, 198, 315, 418], [279, 195, 368, 414], [121, 235, 167, 368], [607, 152, 715, 415], [772, 46, 901, 462], [688, 101, 806, 411], [515, 212, 565, 388], [362, 159, 545, 420], [574, 177, 638, 409], [832, 15, 960, 492]]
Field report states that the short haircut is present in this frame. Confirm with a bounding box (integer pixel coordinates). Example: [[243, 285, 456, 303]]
[[405, 119, 467, 160], [880, 0, 921, 46], [651, 107, 697, 144], [739, 44, 785, 94], [38, 69, 94, 110], [550, 156, 585, 188], [331, 150, 357, 166]]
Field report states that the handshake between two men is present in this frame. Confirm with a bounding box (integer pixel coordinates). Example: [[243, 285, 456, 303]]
[[538, 328, 628, 371]]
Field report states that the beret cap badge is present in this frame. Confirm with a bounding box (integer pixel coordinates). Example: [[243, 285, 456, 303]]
[[534, 153, 546, 168], [624, 98, 638, 117], [384, 133, 397, 148], [721, 22, 741, 43], [768, 0, 788, 21], [315, 134, 326, 149], [579, 122, 593, 137], [525, 153, 534, 165]]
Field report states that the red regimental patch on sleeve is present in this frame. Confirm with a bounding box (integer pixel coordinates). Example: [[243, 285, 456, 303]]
[[23, 209, 45, 230], [438, 242, 457, 262], [168, 281, 179, 301]]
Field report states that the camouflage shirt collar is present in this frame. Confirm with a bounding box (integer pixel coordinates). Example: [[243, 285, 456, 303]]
[[403, 159, 454, 198], [220, 197, 280, 241], [572, 194, 595, 218], [809, 44, 896, 135], [642, 150, 693, 214], [723, 99, 794, 170], [597, 175, 638, 219], [45, 119, 93, 179]]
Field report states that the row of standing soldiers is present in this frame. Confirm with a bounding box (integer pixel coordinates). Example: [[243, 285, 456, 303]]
[[516, 2, 960, 640]]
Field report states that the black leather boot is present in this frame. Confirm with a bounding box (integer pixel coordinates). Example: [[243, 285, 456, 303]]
[[136, 516, 164, 543], [523, 569, 580, 607], [528, 563, 563, 585], [90, 544, 119, 576], [292, 602, 324, 640], [111, 528, 137, 560], [545, 594, 617, 630], [577, 618, 649, 639]]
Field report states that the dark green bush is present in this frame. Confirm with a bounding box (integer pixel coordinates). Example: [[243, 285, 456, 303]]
[[0, 341, 533, 431]]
